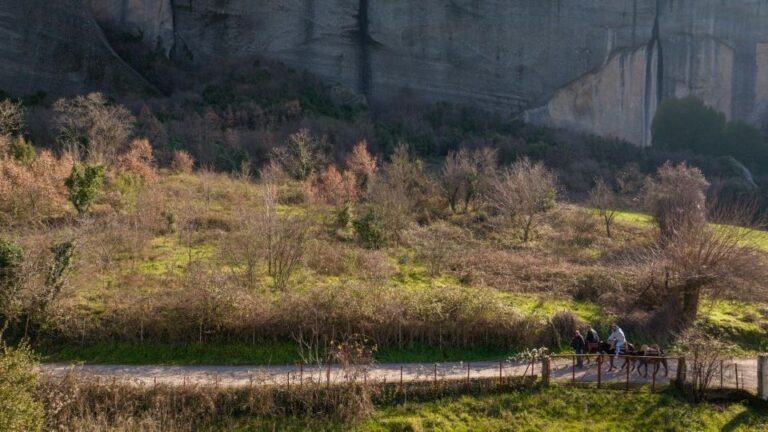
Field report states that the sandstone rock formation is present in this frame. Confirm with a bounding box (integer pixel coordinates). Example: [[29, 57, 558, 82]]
[[4, 0, 768, 146]]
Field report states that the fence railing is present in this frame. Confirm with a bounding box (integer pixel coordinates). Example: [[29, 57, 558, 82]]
[[44, 355, 764, 397]]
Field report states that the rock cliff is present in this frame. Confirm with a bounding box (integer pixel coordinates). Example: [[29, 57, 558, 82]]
[[4, 0, 768, 146], [0, 0, 155, 98]]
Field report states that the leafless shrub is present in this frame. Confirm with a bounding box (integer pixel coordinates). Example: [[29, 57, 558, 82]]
[[405, 221, 466, 276], [589, 176, 618, 237], [674, 327, 735, 401], [489, 157, 556, 243], [354, 250, 394, 286], [566, 208, 598, 247], [305, 240, 349, 276]]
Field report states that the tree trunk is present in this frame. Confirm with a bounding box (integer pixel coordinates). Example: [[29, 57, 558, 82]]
[[680, 282, 703, 328]]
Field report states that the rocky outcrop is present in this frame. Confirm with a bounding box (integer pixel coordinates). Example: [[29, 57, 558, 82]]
[[4, 0, 768, 146], [86, 0, 175, 55], [0, 0, 154, 98]]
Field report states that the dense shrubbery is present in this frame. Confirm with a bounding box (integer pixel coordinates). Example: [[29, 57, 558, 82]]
[[0, 338, 44, 432], [652, 97, 768, 174]]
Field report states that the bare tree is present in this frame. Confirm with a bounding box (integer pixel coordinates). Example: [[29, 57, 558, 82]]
[[589, 177, 618, 237], [271, 128, 327, 180], [268, 215, 308, 291], [367, 144, 436, 242], [220, 205, 263, 290], [440, 147, 497, 213], [53, 93, 135, 164], [637, 200, 767, 329], [440, 149, 470, 213], [0, 99, 24, 137], [489, 158, 556, 243]]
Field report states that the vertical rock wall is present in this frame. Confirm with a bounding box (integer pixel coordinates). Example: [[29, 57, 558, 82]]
[[6, 0, 768, 146]]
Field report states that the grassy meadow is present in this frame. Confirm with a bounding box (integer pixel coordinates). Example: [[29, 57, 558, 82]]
[[14, 171, 764, 366]]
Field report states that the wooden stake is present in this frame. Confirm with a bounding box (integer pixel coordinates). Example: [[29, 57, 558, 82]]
[[572, 355, 576, 383], [597, 356, 602, 389], [626, 356, 630, 391]]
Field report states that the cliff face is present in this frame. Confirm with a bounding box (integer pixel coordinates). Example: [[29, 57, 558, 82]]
[[4, 0, 768, 146], [0, 0, 154, 98]]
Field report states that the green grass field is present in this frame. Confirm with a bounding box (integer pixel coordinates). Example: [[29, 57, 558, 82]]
[[225, 387, 768, 431]]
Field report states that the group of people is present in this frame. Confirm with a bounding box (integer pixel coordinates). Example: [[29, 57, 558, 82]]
[[569, 324, 626, 368]]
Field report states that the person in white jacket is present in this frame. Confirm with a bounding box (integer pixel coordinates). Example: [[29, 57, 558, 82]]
[[607, 324, 626, 363]]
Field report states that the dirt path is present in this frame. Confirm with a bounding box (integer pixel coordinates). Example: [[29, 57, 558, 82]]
[[41, 358, 759, 392]]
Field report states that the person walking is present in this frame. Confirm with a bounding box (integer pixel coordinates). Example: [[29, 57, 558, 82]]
[[585, 325, 599, 353], [607, 324, 626, 368], [571, 330, 586, 368]]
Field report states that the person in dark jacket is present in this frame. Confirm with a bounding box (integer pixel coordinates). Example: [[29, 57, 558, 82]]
[[586, 326, 599, 345], [571, 330, 586, 368]]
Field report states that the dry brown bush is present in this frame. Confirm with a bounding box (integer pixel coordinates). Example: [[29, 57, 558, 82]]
[[171, 150, 195, 174], [305, 240, 349, 276], [353, 250, 394, 286], [117, 138, 157, 184], [306, 165, 357, 207], [0, 150, 73, 224], [345, 140, 377, 194]]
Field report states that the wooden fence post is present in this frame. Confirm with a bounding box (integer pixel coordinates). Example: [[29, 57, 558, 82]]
[[720, 360, 724, 389], [542, 358, 551, 387], [758, 355, 768, 400], [597, 356, 602, 389], [466, 363, 471, 391], [675, 358, 687, 390], [572, 355, 575, 383], [625, 356, 630, 391], [735, 363, 740, 390]]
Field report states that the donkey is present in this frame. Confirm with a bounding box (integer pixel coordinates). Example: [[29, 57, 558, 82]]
[[633, 344, 668, 377], [597, 341, 636, 372]]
